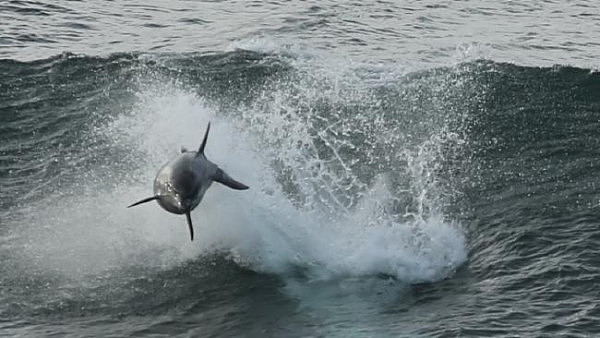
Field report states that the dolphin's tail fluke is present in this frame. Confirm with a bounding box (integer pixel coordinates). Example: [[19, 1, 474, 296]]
[[197, 122, 211, 156], [185, 211, 194, 241], [128, 196, 159, 208]]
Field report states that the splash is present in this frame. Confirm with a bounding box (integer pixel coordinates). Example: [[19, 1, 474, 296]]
[[6, 53, 468, 285], [110, 75, 467, 283]]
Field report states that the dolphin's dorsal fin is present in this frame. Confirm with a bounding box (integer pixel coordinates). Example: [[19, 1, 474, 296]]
[[127, 196, 159, 208], [197, 122, 211, 156], [214, 168, 249, 190], [185, 211, 194, 241], [181, 146, 188, 153]]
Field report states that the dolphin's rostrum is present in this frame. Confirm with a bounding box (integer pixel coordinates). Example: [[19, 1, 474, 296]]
[[128, 123, 249, 241]]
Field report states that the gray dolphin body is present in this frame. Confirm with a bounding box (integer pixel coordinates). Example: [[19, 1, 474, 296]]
[[128, 123, 248, 241]]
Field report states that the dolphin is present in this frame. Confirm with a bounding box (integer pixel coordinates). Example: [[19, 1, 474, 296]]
[[128, 123, 248, 241]]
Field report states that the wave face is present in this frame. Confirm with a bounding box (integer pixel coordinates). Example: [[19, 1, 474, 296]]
[[1, 50, 599, 336]]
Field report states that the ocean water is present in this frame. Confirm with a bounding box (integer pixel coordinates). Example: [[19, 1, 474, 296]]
[[1, 1, 599, 337]]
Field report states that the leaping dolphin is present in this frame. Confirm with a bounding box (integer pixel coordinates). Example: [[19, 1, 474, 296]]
[[128, 123, 248, 241]]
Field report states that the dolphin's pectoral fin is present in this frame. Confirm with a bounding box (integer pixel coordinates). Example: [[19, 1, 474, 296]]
[[185, 211, 194, 241], [214, 168, 249, 190], [128, 196, 159, 208]]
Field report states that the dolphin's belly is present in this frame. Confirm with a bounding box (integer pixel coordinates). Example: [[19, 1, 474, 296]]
[[152, 152, 215, 214]]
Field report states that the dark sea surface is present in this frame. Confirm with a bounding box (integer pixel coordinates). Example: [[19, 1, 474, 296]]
[[1, 1, 600, 337]]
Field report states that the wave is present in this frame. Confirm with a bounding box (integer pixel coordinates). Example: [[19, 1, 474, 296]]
[[3, 49, 599, 321], [0, 49, 472, 278]]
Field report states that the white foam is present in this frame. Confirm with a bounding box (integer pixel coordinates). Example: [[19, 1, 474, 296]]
[[9, 65, 467, 284]]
